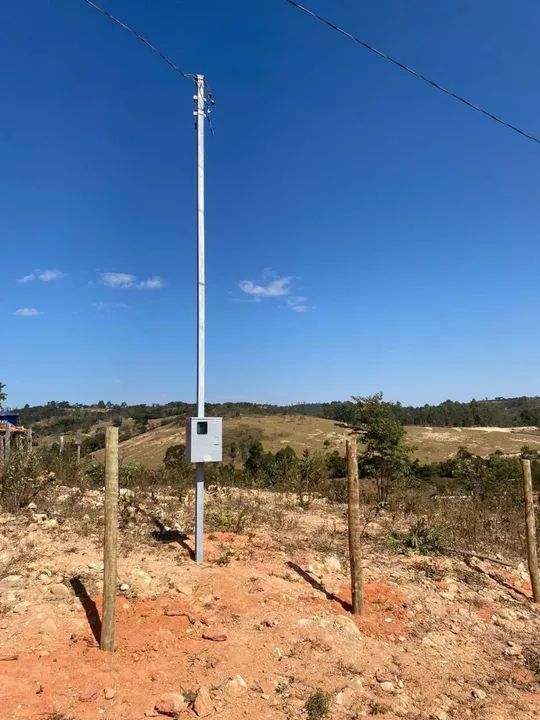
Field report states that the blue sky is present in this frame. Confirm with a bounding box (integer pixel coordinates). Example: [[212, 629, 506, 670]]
[[2, 0, 540, 408]]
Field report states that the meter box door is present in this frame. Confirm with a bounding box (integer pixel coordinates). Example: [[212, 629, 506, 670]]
[[186, 417, 222, 463]]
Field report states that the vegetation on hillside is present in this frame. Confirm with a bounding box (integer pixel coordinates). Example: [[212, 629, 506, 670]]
[[8, 394, 540, 441]]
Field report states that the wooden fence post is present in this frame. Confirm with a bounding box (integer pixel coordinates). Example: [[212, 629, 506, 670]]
[[59, 435, 64, 457], [26, 428, 33, 455], [101, 426, 119, 651], [0, 435, 4, 468], [347, 437, 363, 615], [4, 426, 11, 464], [521, 459, 540, 603], [75, 441, 81, 465]]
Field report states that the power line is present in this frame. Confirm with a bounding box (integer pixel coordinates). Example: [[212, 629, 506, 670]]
[[80, 0, 195, 81], [283, 0, 540, 146]]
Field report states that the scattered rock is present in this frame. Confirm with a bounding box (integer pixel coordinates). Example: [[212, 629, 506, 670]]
[[202, 626, 227, 642], [41, 519, 58, 529], [376, 669, 394, 683], [119, 583, 130, 592], [335, 687, 356, 707], [225, 675, 248, 697], [472, 688, 487, 701], [422, 632, 449, 650], [79, 686, 99, 702], [175, 583, 194, 596], [194, 686, 214, 717], [39, 618, 58, 635], [104, 687, 116, 700], [0, 575, 23, 589], [49, 583, 71, 599], [364, 521, 384, 538], [324, 555, 342, 573], [333, 614, 361, 638], [432, 710, 448, 720], [0, 551, 13, 574], [380, 681, 395, 693], [504, 642, 523, 657], [259, 618, 279, 629], [12, 602, 30, 614], [132, 568, 152, 587], [307, 561, 324, 577], [155, 692, 188, 716]]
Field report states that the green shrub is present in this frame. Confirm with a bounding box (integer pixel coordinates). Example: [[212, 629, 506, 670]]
[[389, 518, 448, 554], [304, 689, 329, 719]]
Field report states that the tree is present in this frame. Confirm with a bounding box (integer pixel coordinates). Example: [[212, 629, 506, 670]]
[[295, 449, 326, 508], [352, 393, 412, 503], [0, 382, 6, 408]]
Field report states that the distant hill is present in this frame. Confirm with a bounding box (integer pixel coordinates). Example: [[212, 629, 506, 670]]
[[13, 394, 540, 440], [7, 396, 540, 466]]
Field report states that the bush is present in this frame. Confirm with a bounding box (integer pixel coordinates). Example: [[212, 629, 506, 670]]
[[304, 689, 329, 719], [0, 449, 55, 512], [389, 518, 448, 555], [206, 490, 262, 533]]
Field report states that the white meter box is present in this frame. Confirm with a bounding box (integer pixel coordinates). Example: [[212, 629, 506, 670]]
[[186, 417, 222, 463]]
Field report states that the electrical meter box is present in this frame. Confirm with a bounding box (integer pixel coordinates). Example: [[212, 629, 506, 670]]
[[185, 417, 222, 463]]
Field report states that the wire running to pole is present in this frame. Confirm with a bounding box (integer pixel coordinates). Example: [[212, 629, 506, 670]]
[[283, 0, 540, 146], [80, 0, 195, 81]]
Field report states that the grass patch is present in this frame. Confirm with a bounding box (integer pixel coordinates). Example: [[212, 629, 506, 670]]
[[304, 689, 329, 719]]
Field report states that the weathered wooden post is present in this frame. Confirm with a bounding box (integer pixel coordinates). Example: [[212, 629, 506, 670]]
[[347, 437, 363, 615], [59, 435, 64, 457], [521, 459, 540, 603], [0, 435, 4, 468], [26, 428, 33, 455], [75, 440, 81, 465], [101, 426, 119, 651], [4, 425, 11, 464]]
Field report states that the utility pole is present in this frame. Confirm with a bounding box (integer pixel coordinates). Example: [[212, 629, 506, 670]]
[[195, 74, 206, 565]]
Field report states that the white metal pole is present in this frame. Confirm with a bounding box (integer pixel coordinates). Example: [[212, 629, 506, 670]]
[[195, 74, 205, 564]]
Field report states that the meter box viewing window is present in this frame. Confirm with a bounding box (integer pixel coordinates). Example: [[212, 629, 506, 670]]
[[185, 417, 222, 463]]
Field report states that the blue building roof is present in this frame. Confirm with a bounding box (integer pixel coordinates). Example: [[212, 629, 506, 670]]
[[0, 412, 20, 426]]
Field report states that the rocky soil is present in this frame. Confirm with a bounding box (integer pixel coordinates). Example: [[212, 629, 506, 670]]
[[1, 486, 539, 719]]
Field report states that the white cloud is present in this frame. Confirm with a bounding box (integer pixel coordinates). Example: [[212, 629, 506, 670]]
[[102, 272, 136, 288], [238, 273, 314, 311], [287, 296, 314, 313], [102, 272, 167, 290], [17, 273, 36, 284], [92, 302, 129, 311], [17, 269, 64, 283], [38, 269, 64, 282], [138, 275, 167, 290], [239, 276, 291, 298], [15, 308, 41, 317]]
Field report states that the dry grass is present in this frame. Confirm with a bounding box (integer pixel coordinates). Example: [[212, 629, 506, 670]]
[[406, 425, 540, 462]]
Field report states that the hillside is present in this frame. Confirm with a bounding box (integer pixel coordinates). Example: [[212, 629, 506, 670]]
[[93, 414, 540, 468], [94, 415, 351, 468]]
